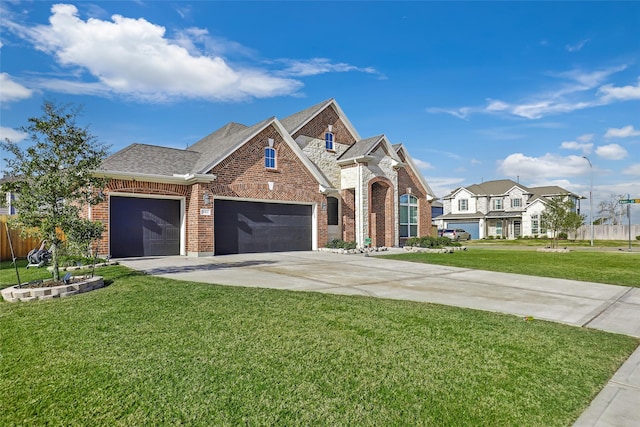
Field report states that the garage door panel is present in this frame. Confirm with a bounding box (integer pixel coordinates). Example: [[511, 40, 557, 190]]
[[215, 200, 312, 255], [448, 221, 480, 240], [111, 197, 181, 258]]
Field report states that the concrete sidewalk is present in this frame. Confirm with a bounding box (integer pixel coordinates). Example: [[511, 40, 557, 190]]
[[118, 250, 640, 426]]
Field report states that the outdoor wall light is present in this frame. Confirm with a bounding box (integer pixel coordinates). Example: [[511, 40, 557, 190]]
[[203, 192, 211, 205]]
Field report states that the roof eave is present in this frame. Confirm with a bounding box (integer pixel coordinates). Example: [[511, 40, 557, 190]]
[[336, 155, 374, 166], [94, 171, 217, 185]]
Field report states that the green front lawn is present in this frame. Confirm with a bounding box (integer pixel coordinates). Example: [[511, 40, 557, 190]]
[[1, 266, 637, 426], [383, 249, 640, 287]]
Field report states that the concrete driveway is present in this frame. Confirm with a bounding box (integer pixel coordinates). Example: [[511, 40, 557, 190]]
[[118, 249, 640, 427]]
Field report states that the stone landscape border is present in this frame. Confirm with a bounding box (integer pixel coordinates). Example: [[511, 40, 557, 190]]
[[404, 246, 467, 253], [0, 276, 104, 302], [1, 276, 105, 302]]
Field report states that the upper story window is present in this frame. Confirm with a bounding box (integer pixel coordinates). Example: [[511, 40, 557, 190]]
[[493, 198, 503, 210], [325, 132, 335, 151], [264, 147, 276, 169], [400, 194, 418, 238], [511, 198, 522, 208], [458, 199, 468, 211]]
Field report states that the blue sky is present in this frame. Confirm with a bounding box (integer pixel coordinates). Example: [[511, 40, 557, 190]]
[[1, 1, 639, 222]]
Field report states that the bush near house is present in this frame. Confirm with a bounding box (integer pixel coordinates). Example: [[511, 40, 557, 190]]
[[405, 236, 460, 248], [326, 239, 358, 250]]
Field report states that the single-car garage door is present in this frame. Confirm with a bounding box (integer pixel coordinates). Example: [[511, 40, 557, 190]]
[[214, 200, 312, 255], [448, 221, 480, 240], [110, 196, 181, 257]]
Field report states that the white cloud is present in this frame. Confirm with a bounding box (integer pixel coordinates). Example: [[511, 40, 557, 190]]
[[596, 144, 628, 160], [0, 126, 28, 143], [566, 39, 589, 52], [412, 158, 433, 170], [277, 58, 378, 77], [598, 77, 640, 101], [5, 4, 378, 103], [0, 72, 33, 103], [560, 140, 593, 153], [12, 4, 301, 102], [577, 134, 594, 143], [428, 66, 631, 120], [622, 163, 640, 176], [604, 125, 640, 139], [426, 107, 471, 119], [424, 177, 466, 198], [498, 153, 591, 179]]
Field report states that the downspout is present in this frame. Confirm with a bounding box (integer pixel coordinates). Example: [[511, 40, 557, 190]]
[[356, 159, 363, 247]]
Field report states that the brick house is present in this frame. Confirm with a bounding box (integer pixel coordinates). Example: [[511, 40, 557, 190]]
[[92, 99, 435, 257], [435, 179, 583, 239]]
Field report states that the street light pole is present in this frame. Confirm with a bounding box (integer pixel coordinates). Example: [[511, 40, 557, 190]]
[[582, 156, 593, 246]]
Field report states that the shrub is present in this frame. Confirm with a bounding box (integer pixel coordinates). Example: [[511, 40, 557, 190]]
[[636, 235, 640, 241], [405, 236, 460, 248], [326, 239, 357, 250], [558, 232, 568, 240]]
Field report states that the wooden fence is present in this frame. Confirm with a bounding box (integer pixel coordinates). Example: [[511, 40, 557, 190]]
[[0, 215, 42, 262]]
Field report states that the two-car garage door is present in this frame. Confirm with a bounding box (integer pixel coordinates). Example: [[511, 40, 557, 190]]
[[214, 199, 312, 255]]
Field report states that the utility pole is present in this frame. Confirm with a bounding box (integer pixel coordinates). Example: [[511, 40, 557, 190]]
[[582, 156, 594, 246]]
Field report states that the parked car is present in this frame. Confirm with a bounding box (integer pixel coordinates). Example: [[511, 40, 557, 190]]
[[442, 228, 471, 241]]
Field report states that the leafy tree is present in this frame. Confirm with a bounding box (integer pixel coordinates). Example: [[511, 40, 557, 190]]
[[541, 196, 586, 248], [0, 101, 109, 281], [67, 218, 105, 258]]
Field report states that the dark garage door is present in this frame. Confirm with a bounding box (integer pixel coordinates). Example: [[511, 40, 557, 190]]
[[214, 200, 312, 255], [110, 197, 181, 257]]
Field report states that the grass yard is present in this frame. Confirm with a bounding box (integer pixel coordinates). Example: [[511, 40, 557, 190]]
[[1, 266, 637, 426], [382, 249, 640, 287]]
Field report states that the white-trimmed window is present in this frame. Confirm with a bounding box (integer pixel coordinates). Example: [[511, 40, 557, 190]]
[[400, 194, 418, 238], [495, 220, 503, 236], [511, 198, 522, 208], [458, 199, 468, 211], [531, 214, 539, 234], [325, 132, 334, 151], [493, 198, 503, 210], [264, 147, 276, 169]]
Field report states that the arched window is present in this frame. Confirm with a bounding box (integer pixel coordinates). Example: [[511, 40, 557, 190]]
[[264, 147, 276, 169], [327, 196, 338, 225], [325, 132, 334, 151], [400, 194, 418, 238]]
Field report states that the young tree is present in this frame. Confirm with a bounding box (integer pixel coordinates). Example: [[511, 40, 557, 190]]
[[0, 101, 109, 281], [541, 196, 586, 248]]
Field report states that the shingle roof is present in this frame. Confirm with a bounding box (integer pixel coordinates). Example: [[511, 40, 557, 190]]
[[338, 135, 383, 162], [188, 118, 273, 174], [338, 135, 403, 164], [98, 144, 201, 176], [280, 98, 334, 134], [473, 179, 526, 195]]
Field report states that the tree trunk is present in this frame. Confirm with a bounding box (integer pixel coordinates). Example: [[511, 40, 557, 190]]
[[50, 241, 60, 281]]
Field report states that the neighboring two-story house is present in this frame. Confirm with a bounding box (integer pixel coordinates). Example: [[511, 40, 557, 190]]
[[91, 98, 435, 257], [436, 179, 582, 239]]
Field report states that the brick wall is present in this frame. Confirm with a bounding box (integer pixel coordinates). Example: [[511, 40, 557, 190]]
[[292, 105, 357, 146], [89, 180, 190, 257], [208, 124, 328, 250]]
